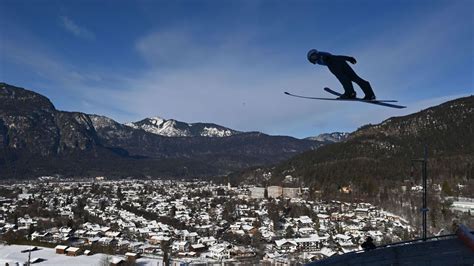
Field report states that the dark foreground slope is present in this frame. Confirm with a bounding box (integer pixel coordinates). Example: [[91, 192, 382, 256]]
[[309, 233, 474, 266], [0, 83, 320, 179]]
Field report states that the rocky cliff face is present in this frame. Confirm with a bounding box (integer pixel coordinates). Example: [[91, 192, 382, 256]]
[[0, 84, 104, 156], [55, 112, 100, 152], [1, 84, 60, 156]]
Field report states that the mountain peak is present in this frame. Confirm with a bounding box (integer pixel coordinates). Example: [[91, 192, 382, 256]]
[[126, 116, 240, 138], [0, 82, 56, 111], [148, 116, 166, 125]]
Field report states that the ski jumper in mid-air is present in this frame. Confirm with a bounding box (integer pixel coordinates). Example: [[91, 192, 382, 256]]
[[307, 49, 376, 100]]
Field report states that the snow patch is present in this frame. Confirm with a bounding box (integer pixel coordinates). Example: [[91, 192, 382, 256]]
[[126, 117, 238, 138], [201, 127, 233, 137], [135, 119, 191, 137], [89, 115, 117, 129], [307, 132, 349, 143], [124, 122, 138, 129]]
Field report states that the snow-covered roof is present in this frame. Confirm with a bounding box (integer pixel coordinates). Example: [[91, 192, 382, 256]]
[[318, 247, 337, 257], [275, 239, 297, 247], [65, 247, 80, 252], [191, 244, 205, 249], [335, 234, 352, 241], [110, 257, 124, 264]]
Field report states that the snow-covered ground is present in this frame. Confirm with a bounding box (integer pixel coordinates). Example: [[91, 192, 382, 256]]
[[0, 245, 162, 266]]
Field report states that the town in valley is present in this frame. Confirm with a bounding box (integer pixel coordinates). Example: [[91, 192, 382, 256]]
[[2, 176, 471, 265]]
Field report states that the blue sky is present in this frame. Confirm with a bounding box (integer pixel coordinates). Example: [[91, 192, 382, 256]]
[[1, 0, 473, 138]]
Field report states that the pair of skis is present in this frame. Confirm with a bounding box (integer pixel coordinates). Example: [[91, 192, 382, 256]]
[[284, 88, 406, 109]]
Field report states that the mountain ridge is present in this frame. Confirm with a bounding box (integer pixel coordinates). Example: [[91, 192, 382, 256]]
[[0, 82, 322, 179], [125, 116, 241, 138], [234, 95, 474, 194], [305, 132, 350, 143]]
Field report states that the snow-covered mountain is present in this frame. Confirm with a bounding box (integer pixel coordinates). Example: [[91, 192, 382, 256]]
[[125, 116, 240, 137], [305, 132, 350, 143]]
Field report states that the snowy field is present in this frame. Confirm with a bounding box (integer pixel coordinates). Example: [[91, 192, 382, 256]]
[[0, 245, 162, 266]]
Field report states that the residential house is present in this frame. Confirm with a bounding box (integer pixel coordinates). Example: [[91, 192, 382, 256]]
[[65, 247, 81, 256], [275, 239, 297, 253], [208, 243, 231, 260], [267, 186, 283, 198], [55, 245, 68, 254], [172, 241, 190, 252]]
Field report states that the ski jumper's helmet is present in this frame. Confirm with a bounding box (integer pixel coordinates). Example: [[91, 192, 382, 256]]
[[307, 49, 318, 64]]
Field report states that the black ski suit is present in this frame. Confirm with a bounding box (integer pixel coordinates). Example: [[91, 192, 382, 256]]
[[316, 52, 375, 97]]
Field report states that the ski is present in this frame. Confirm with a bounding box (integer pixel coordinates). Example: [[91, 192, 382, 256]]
[[284, 90, 406, 109], [323, 87, 398, 102]]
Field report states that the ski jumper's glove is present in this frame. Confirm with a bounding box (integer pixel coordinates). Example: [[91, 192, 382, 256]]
[[348, 57, 357, 64]]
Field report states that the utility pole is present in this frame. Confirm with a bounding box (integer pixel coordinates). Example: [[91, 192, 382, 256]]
[[413, 146, 428, 241], [27, 248, 31, 266]]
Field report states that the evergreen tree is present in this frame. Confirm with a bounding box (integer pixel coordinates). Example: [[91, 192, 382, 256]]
[[285, 226, 295, 238]]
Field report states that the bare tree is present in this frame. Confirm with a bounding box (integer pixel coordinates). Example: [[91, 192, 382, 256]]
[[97, 254, 110, 266]]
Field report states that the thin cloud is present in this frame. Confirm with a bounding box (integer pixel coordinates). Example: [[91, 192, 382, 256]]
[[59, 16, 95, 40], [2, 38, 93, 85], [121, 5, 469, 136], [136, 30, 203, 67]]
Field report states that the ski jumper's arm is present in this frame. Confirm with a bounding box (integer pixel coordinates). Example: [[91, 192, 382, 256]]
[[315, 52, 333, 66], [332, 55, 357, 64]]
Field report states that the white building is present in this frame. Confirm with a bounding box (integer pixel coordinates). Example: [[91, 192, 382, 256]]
[[267, 186, 283, 198], [448, 197, 474, 213], [208, 244, 231, 260], [249, 187, 265, 199], [282, 187, 300, 198], [18, 217, 36, 230]]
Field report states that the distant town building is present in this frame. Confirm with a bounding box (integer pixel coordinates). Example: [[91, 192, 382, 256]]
[[447, 197, 474, 213], [18, 217, 36, 229], [55, 245, 68, 254], [110, 257, 125, 266], [339, 186, 352, 194], [267, 186, 283, 198], [284, 175, 297, 183], [282, 187, 300, 198], [17, 189, 33, 200], [65, 247, 81, 256], [249, 187, 265, 199], [125, 252, 139, 263], [354, 208, 369, 218]]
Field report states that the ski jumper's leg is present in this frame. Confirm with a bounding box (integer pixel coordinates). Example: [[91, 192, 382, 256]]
[[334, 74, 355, 95], [353, 75, 375, 97], [328, 61, 355, 95], [343, 63, 375, 97]]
